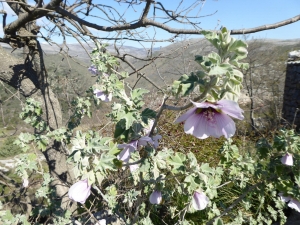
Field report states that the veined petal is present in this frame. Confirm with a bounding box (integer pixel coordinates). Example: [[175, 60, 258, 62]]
[[184, 113, 201, 136], [175, 107, 196, 123], [192, 192, 209, 210], [189, 113, 210, 139], [213, 113, 236, 138], [217, 99, 244, 120]]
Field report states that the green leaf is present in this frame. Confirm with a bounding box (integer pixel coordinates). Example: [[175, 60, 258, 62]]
[[94, 153, 116, 173], [131, 88, 149, 101], [208, 64, 232, 75], [124, 112, 137, 130], [213, 218, 224, 225], [172, 73, 200, 97], [168, 152, 186, 173], [114, 119, 129, 141], [141, 108, 156, 124]]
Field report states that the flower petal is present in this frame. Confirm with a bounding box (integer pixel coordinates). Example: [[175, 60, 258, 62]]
[[175, 108, 196, 123], [184, 113, 209, 139], [191, 101, 216, 109], [213, 113, 236, 138], [288, 199, 300, 212], [217, 99, 244, 120], [281, 153, 293, 166], [192, 191, 209, 210]]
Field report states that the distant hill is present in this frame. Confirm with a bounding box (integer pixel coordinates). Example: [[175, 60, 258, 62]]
[[0, 38, 299, 128]]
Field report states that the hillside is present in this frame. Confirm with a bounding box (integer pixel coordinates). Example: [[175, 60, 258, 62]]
[[0, 38, 299, 129]]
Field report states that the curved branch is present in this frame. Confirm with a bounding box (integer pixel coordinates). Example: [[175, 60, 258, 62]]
[[231, 14, 300, 34]]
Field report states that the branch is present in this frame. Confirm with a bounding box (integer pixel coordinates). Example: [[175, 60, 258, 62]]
[[231, 14, 300, 34]]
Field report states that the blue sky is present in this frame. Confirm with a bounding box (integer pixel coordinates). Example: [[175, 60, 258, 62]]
[[1, 0, 299, 48]]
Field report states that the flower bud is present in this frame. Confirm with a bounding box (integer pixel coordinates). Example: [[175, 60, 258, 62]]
[[68, 179, 91, 204], [149, 190, 162, 204]]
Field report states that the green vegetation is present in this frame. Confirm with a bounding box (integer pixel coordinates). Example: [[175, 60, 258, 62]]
[[0, 136, 23, 158]]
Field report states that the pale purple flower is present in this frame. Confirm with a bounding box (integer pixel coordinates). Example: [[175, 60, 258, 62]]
[[68, 179, 91, 204], [94, 89, 112, 102], [137, 136, 153, 149], [175, 99, 244, 139], [117, 140, 138, 163], [281, 153, 293, 166], [288, 199, 300, 212], [149, 190, 162, 204], [192, 191, 209, 210], [88, 65, 98, 75], [23, 179, 29, 188]]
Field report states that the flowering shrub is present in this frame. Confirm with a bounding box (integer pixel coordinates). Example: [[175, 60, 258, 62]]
[[3, 27, 300, 225]]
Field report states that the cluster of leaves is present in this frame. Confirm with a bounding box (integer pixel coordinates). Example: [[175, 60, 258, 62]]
[[172, 27, 249, 102]]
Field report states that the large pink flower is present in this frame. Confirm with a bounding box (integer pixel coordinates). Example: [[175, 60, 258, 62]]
[[175, 100, 244, 139], [68, 179, 91, 204]]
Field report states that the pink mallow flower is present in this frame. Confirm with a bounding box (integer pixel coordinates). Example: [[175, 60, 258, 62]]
[[68, 179, 91, 204], [192, 191, 209, 210], [94, 89, 112, 102], [281, 153, 293, 166], [175, 99, 244, 139], [149, 190, 162, 204]]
